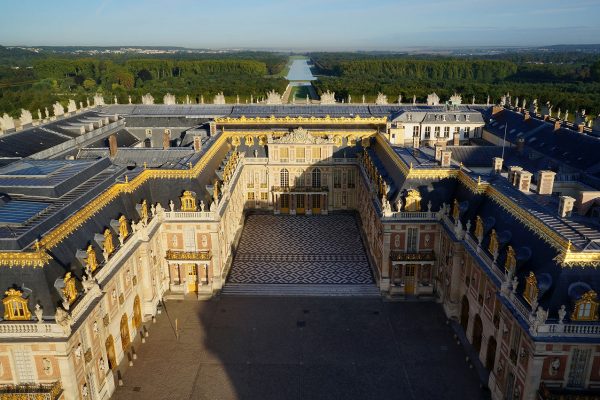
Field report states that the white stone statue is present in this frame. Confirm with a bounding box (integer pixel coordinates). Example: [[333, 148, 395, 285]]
[[557, 108, 562, 120], [558, 305, 566, 324], [514, 97, 520, 108], [486, 95, 490, 106], [93, 93, 105, 106], [37, 109, 42, 120], [113, 95, 118, 105], [55, 308, 72, 334], [79, 101, 83, 110], [169, 200, 175, 212], [213, 92, 226, 105], [34, 303, 43, 323], [511, 276, 518, 294], [200, 94, 204, 104], [67, 99, 77, 113], [348, 95, 352, 103], [128, 95, 132, 104], [1, 114, 17, 131], [155, 202, 163, 214], [398, 94, 402, 104], [200, 200, 205, 212], [472, 95, 475, 105], [375, 92, 388, 105], [362, 94, 365, 104], [266, 90, 282, 105], [209, 201, 216, 212], [142, 93, 154, 105], [449, 93, 462, 105], [426, 93, 440, 106], [550, 358, 560, 376], [86, 98, 90, 107], [52, 101, 64, 117], [20, 109, 33, 125], [163, 93, 176, 105], [412, 94, 416, 105], [150, 204, 156, 217], [320, 90, 336, 105], [564, 110, 569, 121], [186, 95, 190, 104]]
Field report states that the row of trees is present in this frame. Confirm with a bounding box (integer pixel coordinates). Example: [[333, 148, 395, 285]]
[[0, 51, 288, 117], [310, 53, 600, 115]]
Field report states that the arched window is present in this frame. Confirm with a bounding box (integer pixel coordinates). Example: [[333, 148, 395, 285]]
[[572, 290, 599, 321], [312, 168, 321, 188], [280, 168, 289, 187]]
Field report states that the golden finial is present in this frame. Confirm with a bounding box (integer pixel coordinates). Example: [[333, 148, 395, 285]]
[[409, 162, 413, 170], [34, 239, 40, 252], [188, 162, 193, 170], [566, 240, 572, 252], [143, 162, 147, 169], [477, 176, 481, 185], [125, 175, 129, 183]]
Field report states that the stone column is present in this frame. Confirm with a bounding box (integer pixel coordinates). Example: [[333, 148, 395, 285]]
[[380, 228, 391, 291], [523, 355, 545, 400]]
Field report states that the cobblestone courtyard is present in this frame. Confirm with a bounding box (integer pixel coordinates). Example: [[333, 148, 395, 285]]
[[113, 297, 486, 400]]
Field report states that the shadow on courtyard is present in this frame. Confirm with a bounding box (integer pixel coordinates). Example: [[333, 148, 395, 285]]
[[112, 296, 489, 400]]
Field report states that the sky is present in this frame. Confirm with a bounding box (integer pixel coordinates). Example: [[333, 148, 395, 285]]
[[1, 0, 599, 50]]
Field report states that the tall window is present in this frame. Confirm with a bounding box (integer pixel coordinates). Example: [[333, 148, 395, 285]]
[[465, 127, 471, 138], [407, 227, 418, 252], [260, 169, 268, 188], [424, 126, 431, 138], [311, 147, 321, 161], [434, 126, 441, 138], [444, 126, 450, 137], [296, 147, 305, 162], [454, 126, 460, 138], [295, 172, 305, 187], [312, 168, 321, 188], [246, 170, 254, 188], [347, 168, 356, 188], [280, 168, 289, 187], [412, 126, 420, 137], [333, 169, 341, 188], [280, 147, 289, 162]]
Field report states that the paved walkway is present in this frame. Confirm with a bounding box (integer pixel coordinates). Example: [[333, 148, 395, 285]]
[[112, 297, 487, 400], [229, 215, 373, 284]]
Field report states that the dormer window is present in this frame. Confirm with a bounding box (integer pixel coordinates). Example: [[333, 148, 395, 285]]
[[180, 191, 197, 212], [572, 290, 598, 321], [3, 289, 31, 321], [466, 115, 470, 121], [523, 272, 538, 305]]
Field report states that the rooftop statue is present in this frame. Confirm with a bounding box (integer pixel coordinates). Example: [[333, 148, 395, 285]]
[[320, 90, 336, 105], [67, 99, 77, 113], [426, 93, 440, 106], [53, 101, 64, 117], [0, 113, 15, 132], [449, 93, 462, 105], [19, 109, 32, 125], [266, 90, 282, 105], [213, 92, 226, 105], [93, 93, 105, 106], [375, 92, 388, 105], [163, 93, 176, 105], [142, 93, 155, 105]]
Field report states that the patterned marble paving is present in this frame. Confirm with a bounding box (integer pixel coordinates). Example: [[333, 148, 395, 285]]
[[229, 214, 373, 284]]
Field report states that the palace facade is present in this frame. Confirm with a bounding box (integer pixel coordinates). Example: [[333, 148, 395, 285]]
[[0, 97, 599, 400]]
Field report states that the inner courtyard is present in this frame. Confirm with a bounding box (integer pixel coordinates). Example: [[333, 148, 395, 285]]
[[228, 214, 373, 285], [112, 296, 485, 400]]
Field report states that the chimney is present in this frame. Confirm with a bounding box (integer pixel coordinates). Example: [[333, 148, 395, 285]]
[[434, 143, 445, 161], [578, 124, 585, 134], [162, 129, 171, 149], [554, 120, 561, 131], [492, 157, 503, 174], [558, 195, 575, 218], [492, 106, 504, 116], [516, 170, 532, 192], [412, 136, 420, 149], [209, 121, 217, 136], [108, 134, 117, 157], [508, 166, 523, 186], [516, 137, 525, 154], [536, 170, 556, 195], [193, 136, 202, 152], [440, 149, 452, 167]]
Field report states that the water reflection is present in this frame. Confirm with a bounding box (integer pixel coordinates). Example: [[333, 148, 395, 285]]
[[286, 58, 316, 81]]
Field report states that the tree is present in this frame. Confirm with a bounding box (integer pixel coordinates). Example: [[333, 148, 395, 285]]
[[83, 79, 96, 90]]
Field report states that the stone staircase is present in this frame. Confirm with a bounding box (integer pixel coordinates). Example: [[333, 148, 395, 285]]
[[221, 283, 381, 297]]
